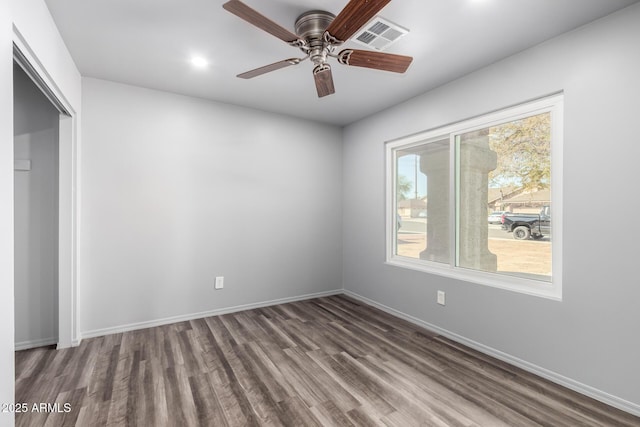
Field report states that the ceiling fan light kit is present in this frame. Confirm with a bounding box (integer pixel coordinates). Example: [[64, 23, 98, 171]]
[[222, 0, 413, 98]]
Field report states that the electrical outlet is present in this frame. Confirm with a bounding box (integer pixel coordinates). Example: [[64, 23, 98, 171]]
[[437, 290, 445, 306], [215, 276, 224, 290]]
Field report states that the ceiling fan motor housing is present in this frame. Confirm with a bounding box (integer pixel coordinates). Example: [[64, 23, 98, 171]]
[[295, 11, 335, 65]]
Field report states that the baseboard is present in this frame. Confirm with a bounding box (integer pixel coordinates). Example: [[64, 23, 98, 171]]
[[15, 337, 57, 351], [343, 289, 640, 418], [81, 289, 343, 340], [56, 338, 82, 350]]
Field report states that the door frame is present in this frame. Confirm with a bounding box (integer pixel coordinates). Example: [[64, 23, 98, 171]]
[[13, 31, 80, 348]]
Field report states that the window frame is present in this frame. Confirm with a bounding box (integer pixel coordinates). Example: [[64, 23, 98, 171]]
[[385, 94, 563, 300]]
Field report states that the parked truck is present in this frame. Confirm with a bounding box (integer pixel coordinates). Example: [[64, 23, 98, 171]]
[[501, 206, 551, 240]]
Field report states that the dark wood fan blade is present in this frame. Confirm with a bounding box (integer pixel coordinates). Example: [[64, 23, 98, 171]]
[[223, 0, 300, 44], [338, 49, 412, 73], [237, 58, 302, 79], [313, 65, 335, 98], [325, 0, 391, 44]]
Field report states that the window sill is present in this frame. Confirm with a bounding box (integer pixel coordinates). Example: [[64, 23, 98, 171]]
[[386, 256, 562, 301]]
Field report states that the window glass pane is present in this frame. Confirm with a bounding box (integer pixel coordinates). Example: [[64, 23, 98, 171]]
[[395, 139, 449, 263], [457, 112, 552, 281]]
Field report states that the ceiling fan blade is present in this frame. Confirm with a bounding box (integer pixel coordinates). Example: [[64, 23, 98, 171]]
[[324, 0, 391, 44], [337, 49, 413, 73], [237, 58, 303, 79], [223, 0, 301, 44], [313, 65, 335, 98]]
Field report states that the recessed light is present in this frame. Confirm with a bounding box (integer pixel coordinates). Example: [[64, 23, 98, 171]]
[[190, 56, 209, 69]]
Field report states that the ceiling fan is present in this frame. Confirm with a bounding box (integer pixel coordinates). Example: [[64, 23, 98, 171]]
[[222, 0, 413, 98]]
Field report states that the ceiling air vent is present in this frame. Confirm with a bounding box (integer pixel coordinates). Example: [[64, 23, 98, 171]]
[[351, 16, 409, 51]]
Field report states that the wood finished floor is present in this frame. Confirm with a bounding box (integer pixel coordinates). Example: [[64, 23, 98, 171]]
[[15, 295, 640, 427]]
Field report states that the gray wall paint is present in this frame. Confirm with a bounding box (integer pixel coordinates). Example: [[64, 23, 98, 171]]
[[80, 78, 343, 333], [13, 63, 59, 347], [342, 4, 640, 407]]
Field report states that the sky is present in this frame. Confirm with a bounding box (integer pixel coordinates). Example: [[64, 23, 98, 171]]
[[397, 153, 427, 199]]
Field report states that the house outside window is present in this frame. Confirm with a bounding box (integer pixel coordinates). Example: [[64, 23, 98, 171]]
[[386, 95, 563, 299]]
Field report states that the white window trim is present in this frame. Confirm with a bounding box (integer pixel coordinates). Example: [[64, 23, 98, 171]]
[[385, 94, 563, 300]]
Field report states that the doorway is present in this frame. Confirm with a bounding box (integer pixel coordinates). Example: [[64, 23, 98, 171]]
[[13, 62, 61, 349], [12, 40, 79, 350]]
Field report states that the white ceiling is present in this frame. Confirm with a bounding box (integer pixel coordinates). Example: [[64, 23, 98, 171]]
[[44, 0, 639, 126]]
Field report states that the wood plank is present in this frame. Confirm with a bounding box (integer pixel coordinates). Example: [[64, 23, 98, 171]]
[[277, 396, 323, 427], [283, 346, 360, 413], [188, 373, 229, 426], [309, 400, 356, 427]]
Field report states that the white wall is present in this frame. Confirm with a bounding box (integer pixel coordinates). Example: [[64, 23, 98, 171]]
[[342, 3, 640, 413], [13, 63, 60, 349], [1, 0, 15, 423], [80, 78, 343, 335]]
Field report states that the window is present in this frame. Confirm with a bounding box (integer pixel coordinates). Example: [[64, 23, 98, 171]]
[[386, 95, 563, 299]]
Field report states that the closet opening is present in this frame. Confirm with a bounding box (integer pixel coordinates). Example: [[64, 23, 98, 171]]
[[13, 44, 74, 350]]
